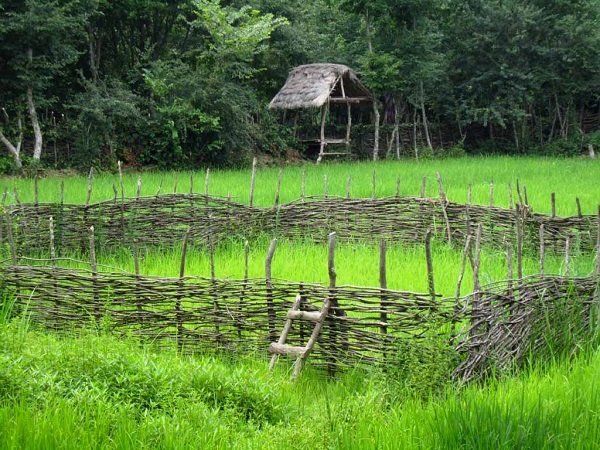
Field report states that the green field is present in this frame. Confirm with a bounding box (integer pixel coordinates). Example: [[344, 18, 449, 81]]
[[4, 156, 600, 215], [1, 322, 599, 449], [2, 156, 600, 449]]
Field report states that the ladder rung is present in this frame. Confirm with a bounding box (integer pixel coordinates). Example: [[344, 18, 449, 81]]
[[269, 343, 306, 357], [286, 310, 323, 322]]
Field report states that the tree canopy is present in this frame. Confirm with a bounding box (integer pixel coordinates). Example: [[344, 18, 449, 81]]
[[1, 0, 599, 171]]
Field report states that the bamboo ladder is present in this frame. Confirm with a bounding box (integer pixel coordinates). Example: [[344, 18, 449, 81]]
[[268, 232, 337, 379]]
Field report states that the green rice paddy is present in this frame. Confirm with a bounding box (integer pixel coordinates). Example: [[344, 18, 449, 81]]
[[2, 156, 600, 449]]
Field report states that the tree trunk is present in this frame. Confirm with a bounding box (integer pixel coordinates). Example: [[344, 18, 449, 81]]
[[27, 86, 43, 162], [420, 81, 433, 152], [413, 107, 419, 161], [373, 101, 380, 161], [0, 117, 23, 169]]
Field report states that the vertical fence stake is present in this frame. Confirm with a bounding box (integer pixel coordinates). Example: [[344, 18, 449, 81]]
[[506, 238, 513, 295], [467, 183, 472, 205], [508, 183, 514, 210], [523, 185, 529, 206], [274, 168, 282, 207], [50, 216, 59, 329], [301, 166, 306, 202], [135, 175, 141, 199], [516, 206, 524, 280], [133, 238, 143, 325], [425, 228, 436, 309], [471, 224, 483, 333], [85, 167, 94, 206], [265, 238, 277, 342], [516, 179, 523, 205], [395, 178, 400, 198], [489, 181, 494, 207], [205, 168, 210, 196], [208, 222, 220, 346], [346, 176, 352, 199], [539, 224, 545, 278], [249, 157, 257, 207], [379, 239, 387, 337], [437, 172, 452, 246], [34, 175, 39, 206], [324, 174, 328, 199], [576, 197, 582, 218], [237, 240, 249, 339], [177, 228, 190, 351], [551, 192, 556, 218], [565, 234, 571, 277], [156, 178, 163, 197], [173, 172, 179, 194], [89, 226, 100, 323], [326, 231, 341, 376], [452, 235, 472, 331]]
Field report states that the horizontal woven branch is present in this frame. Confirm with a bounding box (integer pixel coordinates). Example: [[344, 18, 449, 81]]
[[2, 194, 598, 257]]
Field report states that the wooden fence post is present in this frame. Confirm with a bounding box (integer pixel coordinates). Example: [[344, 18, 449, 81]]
[[372, 170, 376, 199], [539, 224, 545, 278], [133, 238, 143, 325], [379, 239, 387, 337], [301, 166, 306, 202], [237, 240, 249, 340], [437, 172, 452, 245], [425, 228, 436, 309], [551, 192, 556, 218], [176, 228, 190, 351], [274, 168, 282, 207], [205, 168, 210, 196], [265, 238, 277, 342], [249, 157, 257, 207], [452, 235, 472, 332], [324, 174, 328, 199], [89, 225, 100, 323]]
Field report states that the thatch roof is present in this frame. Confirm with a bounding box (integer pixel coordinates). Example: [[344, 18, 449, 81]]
[[269, 63, 372, 110]]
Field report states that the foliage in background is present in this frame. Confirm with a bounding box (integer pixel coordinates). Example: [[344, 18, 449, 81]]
[[2, 0, 600, 171]]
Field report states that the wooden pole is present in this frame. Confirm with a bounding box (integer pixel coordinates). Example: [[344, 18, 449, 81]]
[[34, 175, 39, 206], [173, 172, 178, 194], [564, 234, 571, 277], [452, 235, 472, 329], [85, 167, 94, 206], [551, 192, 556, 218], [317, 103, 327, 164], [135, 175, 141, 199], [176, 228, 190, 351], [274, 168, 282, 207], [89, 225, 100, 323], [205, 168, 210, 196], [539, 224, 545, 278], [516, 206, 524, 280], [346, 176, 352, 199], [395, 178, 400, 198], [301, 167, 306, 202], [425, 228, 436, 309], [516, 179, 523, 205], [508, 183, 514, 210], [437, 172, 452, 245], [237, 239, 249, 339], [133, 238, 143, 324], [506, 238, 513, 295], [265, 238, 277, 342], [324, 174, 328, 199], [249, 157, 257, 207], [489, 181, 494, 207], [467, 183, 472, 205], [379, 239, 387, 336]]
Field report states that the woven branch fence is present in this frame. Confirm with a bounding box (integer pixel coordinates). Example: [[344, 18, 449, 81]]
[[1, 228, 598, 380], [2, 193, 598, 258]]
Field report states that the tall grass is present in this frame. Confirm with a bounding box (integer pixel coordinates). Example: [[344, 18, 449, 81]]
[[3, 156, 600, 215], [1, 325, 599, 449]]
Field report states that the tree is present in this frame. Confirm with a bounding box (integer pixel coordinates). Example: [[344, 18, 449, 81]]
[[0, 0, 92, 166]]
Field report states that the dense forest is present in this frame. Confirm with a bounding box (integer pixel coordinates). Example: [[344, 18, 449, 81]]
[[1, 0, 600, 171]]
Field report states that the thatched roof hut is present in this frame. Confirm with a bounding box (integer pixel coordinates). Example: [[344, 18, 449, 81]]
[[269, 64, 373, 163], [269, 63, 372, 110]]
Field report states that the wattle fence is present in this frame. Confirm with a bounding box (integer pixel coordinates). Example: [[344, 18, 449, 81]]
[[1, 172, 599, 380]]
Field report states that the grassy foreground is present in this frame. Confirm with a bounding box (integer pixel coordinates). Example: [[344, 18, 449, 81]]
[[1, 320, 599, 449]]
